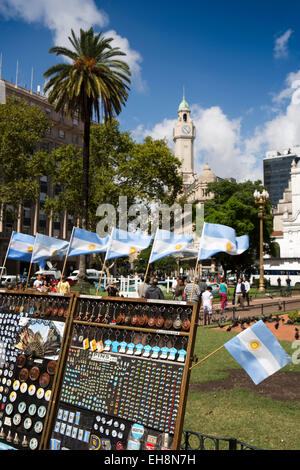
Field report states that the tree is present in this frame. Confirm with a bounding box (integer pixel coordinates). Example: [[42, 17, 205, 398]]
[[202, 179, 275, 277], [0, 96, 50, 229], [43, 27, 131, 278]]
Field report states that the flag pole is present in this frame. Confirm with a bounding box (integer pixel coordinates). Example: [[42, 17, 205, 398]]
[[96, 228, 113, 296], [140, 229, 157, 298], [190, 257, 199, 301], [140, 261, 150, 297], [25, 234, 37, 290], [189, 345, 224, 371], [96, 257, 107, 296], [60, 226, 74, 281], [0, 231, 13, 285]]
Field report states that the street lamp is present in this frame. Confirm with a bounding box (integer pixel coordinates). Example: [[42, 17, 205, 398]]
[[253, 189, 269, 293]]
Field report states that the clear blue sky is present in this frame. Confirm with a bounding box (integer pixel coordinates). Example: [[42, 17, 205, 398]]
[[1, 0, 300, 180]]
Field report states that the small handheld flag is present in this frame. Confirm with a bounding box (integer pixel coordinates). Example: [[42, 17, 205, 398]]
[[198, 222, 249, 260], [149, 229, 194, 264], [224, 320, 291, 385]]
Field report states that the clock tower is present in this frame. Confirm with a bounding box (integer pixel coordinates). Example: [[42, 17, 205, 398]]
[[173, 91, 196, 186]]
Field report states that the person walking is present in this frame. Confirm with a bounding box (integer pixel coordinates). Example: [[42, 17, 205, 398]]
[[201, 285, 213, 325], [233, 278, 245, 308], [218, 278, 228, 310], [242, 276, 250, 306]]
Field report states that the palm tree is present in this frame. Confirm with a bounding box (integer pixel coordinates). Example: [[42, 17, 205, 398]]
[[43, 27, 131, 279]]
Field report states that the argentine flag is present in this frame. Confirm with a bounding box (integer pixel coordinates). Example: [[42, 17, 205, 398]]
[[7, 232, 35, 263], [31, 233, 69, 268], [198, 222, 249, 260], [149, 229, 194, 264], [224, 320, 291, 385], [68, 227, 110, 257], [105, 228, 153, 261]]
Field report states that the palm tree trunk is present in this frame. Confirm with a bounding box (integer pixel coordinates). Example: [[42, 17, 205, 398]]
[[78, 103, 91, 282]]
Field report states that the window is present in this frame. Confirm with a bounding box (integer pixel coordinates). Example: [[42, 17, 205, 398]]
[[59, 129, 65, 139]]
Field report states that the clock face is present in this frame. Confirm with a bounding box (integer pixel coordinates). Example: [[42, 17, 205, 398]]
[[182, 125, 191, 134]]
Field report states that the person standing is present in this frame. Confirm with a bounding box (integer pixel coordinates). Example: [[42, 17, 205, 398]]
[[233, 278, 245, 308], [286, 277, 291, 293], [218, 278, 228, 310], [242, 276, 250, 306], [105, 281, 119, 297], [145, 278, 164, 300], [33, 274, 43, 292], [174, 278, 185, 300], [183, 278, 201, 303], [201, 286, 213, 325], [56, 277, 71, 294]]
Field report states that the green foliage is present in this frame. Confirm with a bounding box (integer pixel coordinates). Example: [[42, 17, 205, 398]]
[[288, 310, 300, 324], [202, 179, 275, 275], [44, 121, 183, 234], [0, 96, 50, 215], [133, 243, 177, 275]]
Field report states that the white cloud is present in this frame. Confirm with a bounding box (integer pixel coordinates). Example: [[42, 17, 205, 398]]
[[273, 29, 293, 59], [132, 72, 300, 183], [0, 0, 144, 91]]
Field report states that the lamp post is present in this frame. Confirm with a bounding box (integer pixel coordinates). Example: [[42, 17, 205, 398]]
[[253, 189, 269, 293]]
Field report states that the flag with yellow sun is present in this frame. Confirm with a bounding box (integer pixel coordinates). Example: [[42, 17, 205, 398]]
[[67, 227, 110, 257], [6, 231, 35, 263], [105, 228, 153, 261], [224, 320, 291, 385], [198, 222, 249, 261], [148, 229, 194, 264]]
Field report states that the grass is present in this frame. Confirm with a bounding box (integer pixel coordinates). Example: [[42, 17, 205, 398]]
[[184, 326, 300, 450]]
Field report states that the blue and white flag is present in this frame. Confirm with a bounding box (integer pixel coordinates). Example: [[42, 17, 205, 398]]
[[67, 227, 110, 257], [7, 232, 35, 263], [198, 222, 249, 260], [224, 320, 291, 385], [149, 229, 194, 264], [31, 233, 69, 269], [105, 228, 153, 261]]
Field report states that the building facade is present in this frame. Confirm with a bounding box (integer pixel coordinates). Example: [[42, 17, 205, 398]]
[[263, 158, 300, 285], [0, 79, 84, 274], [263, 147, 300, 207]]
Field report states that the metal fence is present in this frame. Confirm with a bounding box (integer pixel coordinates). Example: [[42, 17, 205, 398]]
[[199, 297, 300, 326], [181, 431, 262, 450]]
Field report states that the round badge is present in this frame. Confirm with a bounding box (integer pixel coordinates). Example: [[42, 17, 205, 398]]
[[5, 403, 13, 416], [34, 421, 43, 434], [28, 404, 36, 416], [13, 413, 22, 426], [28, 384, 36, 396], [44, 390, 51, 402], [19, 368, 29, 382], [36, 388, 44, 400], [16, 355, 26, 368], [37, 406, 46, 418], [29, 366, 40, 382], [18, 402, 26, 414], [9, 391, 17, 403], [23, 417, 32, 430], [47, 361, 56, 376], [39, 373, 50, 389], [29, 438, 39, 450], [20, 382, 28, 394]]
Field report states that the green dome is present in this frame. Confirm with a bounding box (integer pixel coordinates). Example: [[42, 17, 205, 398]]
[[179, 98, 190, 110]]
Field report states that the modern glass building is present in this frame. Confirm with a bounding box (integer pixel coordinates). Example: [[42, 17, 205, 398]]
[[263, 149, 300, 207]]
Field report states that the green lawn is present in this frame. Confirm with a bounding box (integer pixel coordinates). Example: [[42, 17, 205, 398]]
[[184, 327, 300, 450]]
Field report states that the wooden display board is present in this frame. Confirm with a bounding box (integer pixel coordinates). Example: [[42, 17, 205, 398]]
[[0, 290, 75, 450], [44, 295, 199, 451], [0, 291, 199, 451]]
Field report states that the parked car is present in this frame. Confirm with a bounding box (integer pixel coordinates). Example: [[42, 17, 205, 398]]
[[208, 282, 220, 295], [0, 275, 21, 287]]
